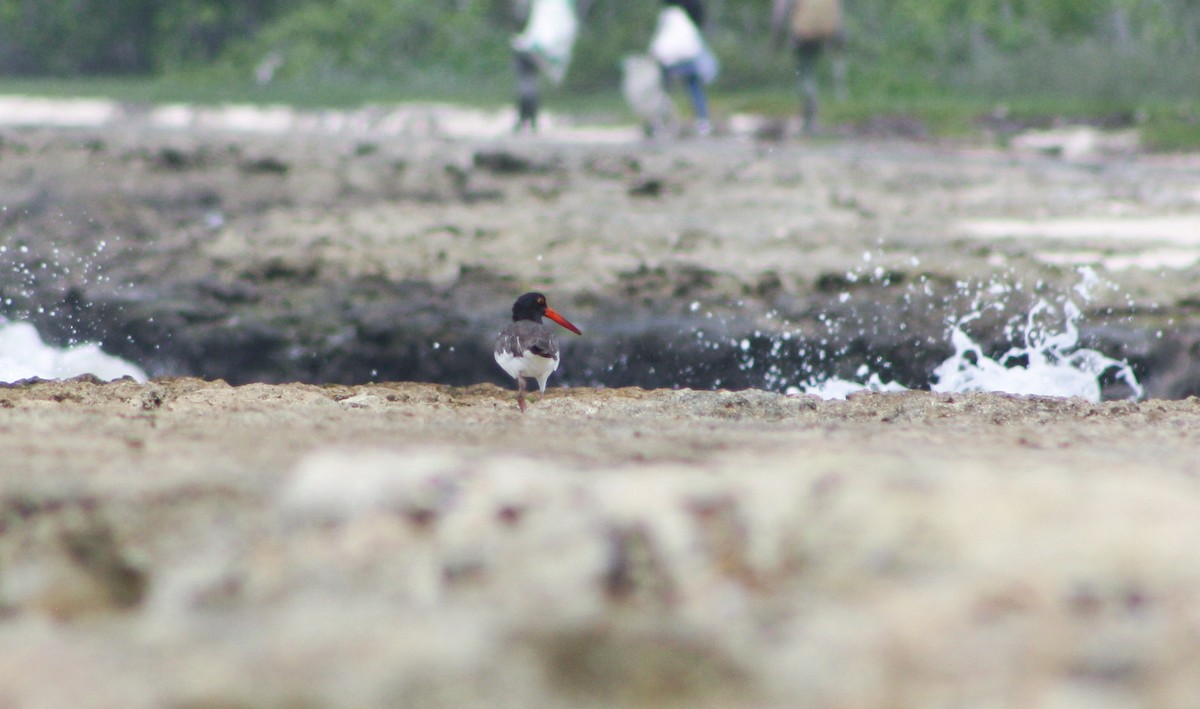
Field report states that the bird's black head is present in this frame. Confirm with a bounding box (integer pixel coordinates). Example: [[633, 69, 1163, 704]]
[[512, 292, 549, 322], [510, 292, 582, 334]]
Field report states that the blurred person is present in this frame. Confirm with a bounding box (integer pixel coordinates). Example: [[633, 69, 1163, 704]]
[[771, 0, 845, 134], [511, 0, 579, 132], [650, 0, 717, 137]]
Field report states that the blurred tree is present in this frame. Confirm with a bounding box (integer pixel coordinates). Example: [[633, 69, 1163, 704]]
[[217, 0, 513, 84], [155, 0, 288, 71], [0, 0, 1196, 103], [0, 0, 159, 74]]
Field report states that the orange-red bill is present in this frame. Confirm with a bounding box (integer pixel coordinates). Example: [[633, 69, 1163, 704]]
[[544, 307, 582, 335]]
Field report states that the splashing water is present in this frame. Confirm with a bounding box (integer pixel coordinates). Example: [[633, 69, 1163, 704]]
[[929, 299, 1142, 401], [0, 319, 146, 383], [793, 364, 907, 399], [3, 229, 148, 382], [794, 267, 1142, 402]]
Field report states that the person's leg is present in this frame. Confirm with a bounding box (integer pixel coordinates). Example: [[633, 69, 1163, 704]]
[[664, 61, 709, 135], [795, 39, 822, 133], [684, 69, 711, 135], [514, 51, 540, 132], [650, 62, 679, 138], [659, 63, 674, 93], [829, 33, 848, 102]]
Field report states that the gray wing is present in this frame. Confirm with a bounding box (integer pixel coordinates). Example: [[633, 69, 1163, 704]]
[[495, 321, 559, 359]]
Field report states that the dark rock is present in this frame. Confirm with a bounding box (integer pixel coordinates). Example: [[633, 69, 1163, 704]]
[[628, 177, 667, 197], [473, 149, 560, 174], [239, 155, 290, 175]]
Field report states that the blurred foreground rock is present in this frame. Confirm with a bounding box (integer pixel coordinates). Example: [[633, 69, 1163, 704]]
[[2, 378, 1200, 707]]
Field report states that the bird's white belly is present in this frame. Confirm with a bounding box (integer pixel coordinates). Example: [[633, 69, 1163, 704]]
[[495, 349, 560, 388]]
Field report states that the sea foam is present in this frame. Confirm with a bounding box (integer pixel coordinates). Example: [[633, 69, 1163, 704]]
[[0, 320, 147, 383], [795, 269, 1141, 402]]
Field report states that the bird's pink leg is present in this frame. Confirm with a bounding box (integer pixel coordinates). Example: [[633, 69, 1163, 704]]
[[517, 377, 527, 413]]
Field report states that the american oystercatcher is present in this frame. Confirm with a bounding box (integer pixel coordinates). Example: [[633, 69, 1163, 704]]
[[494, 292, 582, 412]]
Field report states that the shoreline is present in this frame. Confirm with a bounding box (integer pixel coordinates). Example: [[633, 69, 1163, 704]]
[[3, 125, 1199, 395]]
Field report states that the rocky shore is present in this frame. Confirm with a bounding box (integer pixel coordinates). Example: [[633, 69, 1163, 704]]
[[1, 108, 1199, 396]]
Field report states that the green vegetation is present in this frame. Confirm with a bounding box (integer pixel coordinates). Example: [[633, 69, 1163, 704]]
[[1, 0, 1198, 148]]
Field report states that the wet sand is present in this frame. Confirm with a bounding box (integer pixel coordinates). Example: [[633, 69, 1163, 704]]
[[2, 377, 1200, 707]]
